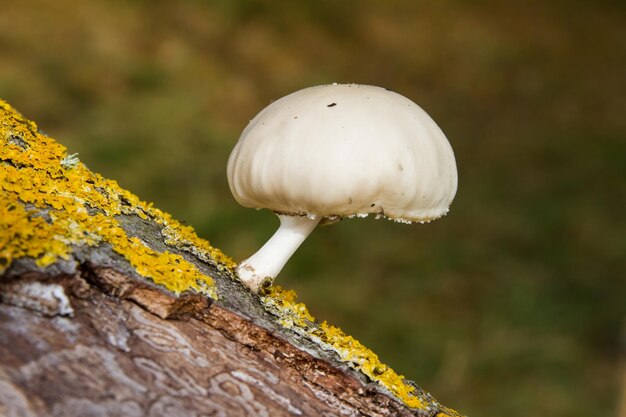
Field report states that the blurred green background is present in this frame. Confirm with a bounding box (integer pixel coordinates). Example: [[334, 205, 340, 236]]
[[2, 1, 625, 416]]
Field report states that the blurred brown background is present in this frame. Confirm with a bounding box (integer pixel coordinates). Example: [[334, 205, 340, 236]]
[[1, 1, 625, 416]]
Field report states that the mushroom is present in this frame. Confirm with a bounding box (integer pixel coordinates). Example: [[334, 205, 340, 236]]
[[227, 83, 457, 292]]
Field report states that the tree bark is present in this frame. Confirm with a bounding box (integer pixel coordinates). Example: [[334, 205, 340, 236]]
[[0, 100, 461, 417]]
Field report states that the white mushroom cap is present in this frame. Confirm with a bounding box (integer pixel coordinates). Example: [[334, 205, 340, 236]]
[[227, 83, 457, 223]]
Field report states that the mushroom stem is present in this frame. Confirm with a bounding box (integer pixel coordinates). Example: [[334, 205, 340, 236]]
[[236, 213, 321, 293]]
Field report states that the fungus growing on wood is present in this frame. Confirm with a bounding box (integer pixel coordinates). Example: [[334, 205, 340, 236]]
[[227, 84, 458, 292]]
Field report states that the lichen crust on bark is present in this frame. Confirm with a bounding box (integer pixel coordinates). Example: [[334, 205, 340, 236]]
[[0, 99, 234, 297]]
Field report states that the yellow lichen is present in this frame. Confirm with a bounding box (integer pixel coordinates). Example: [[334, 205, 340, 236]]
[[261, 286, 462, 416], [0, 100, 234, 297], [261, 285, 316, 328]]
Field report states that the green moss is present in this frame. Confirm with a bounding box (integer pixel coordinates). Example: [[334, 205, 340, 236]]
[[0, 100, 235, 297]]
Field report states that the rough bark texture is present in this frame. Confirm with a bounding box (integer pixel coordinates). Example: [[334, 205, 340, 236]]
[[0, 100, 461, 417], [1, 268, 422, 417]]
